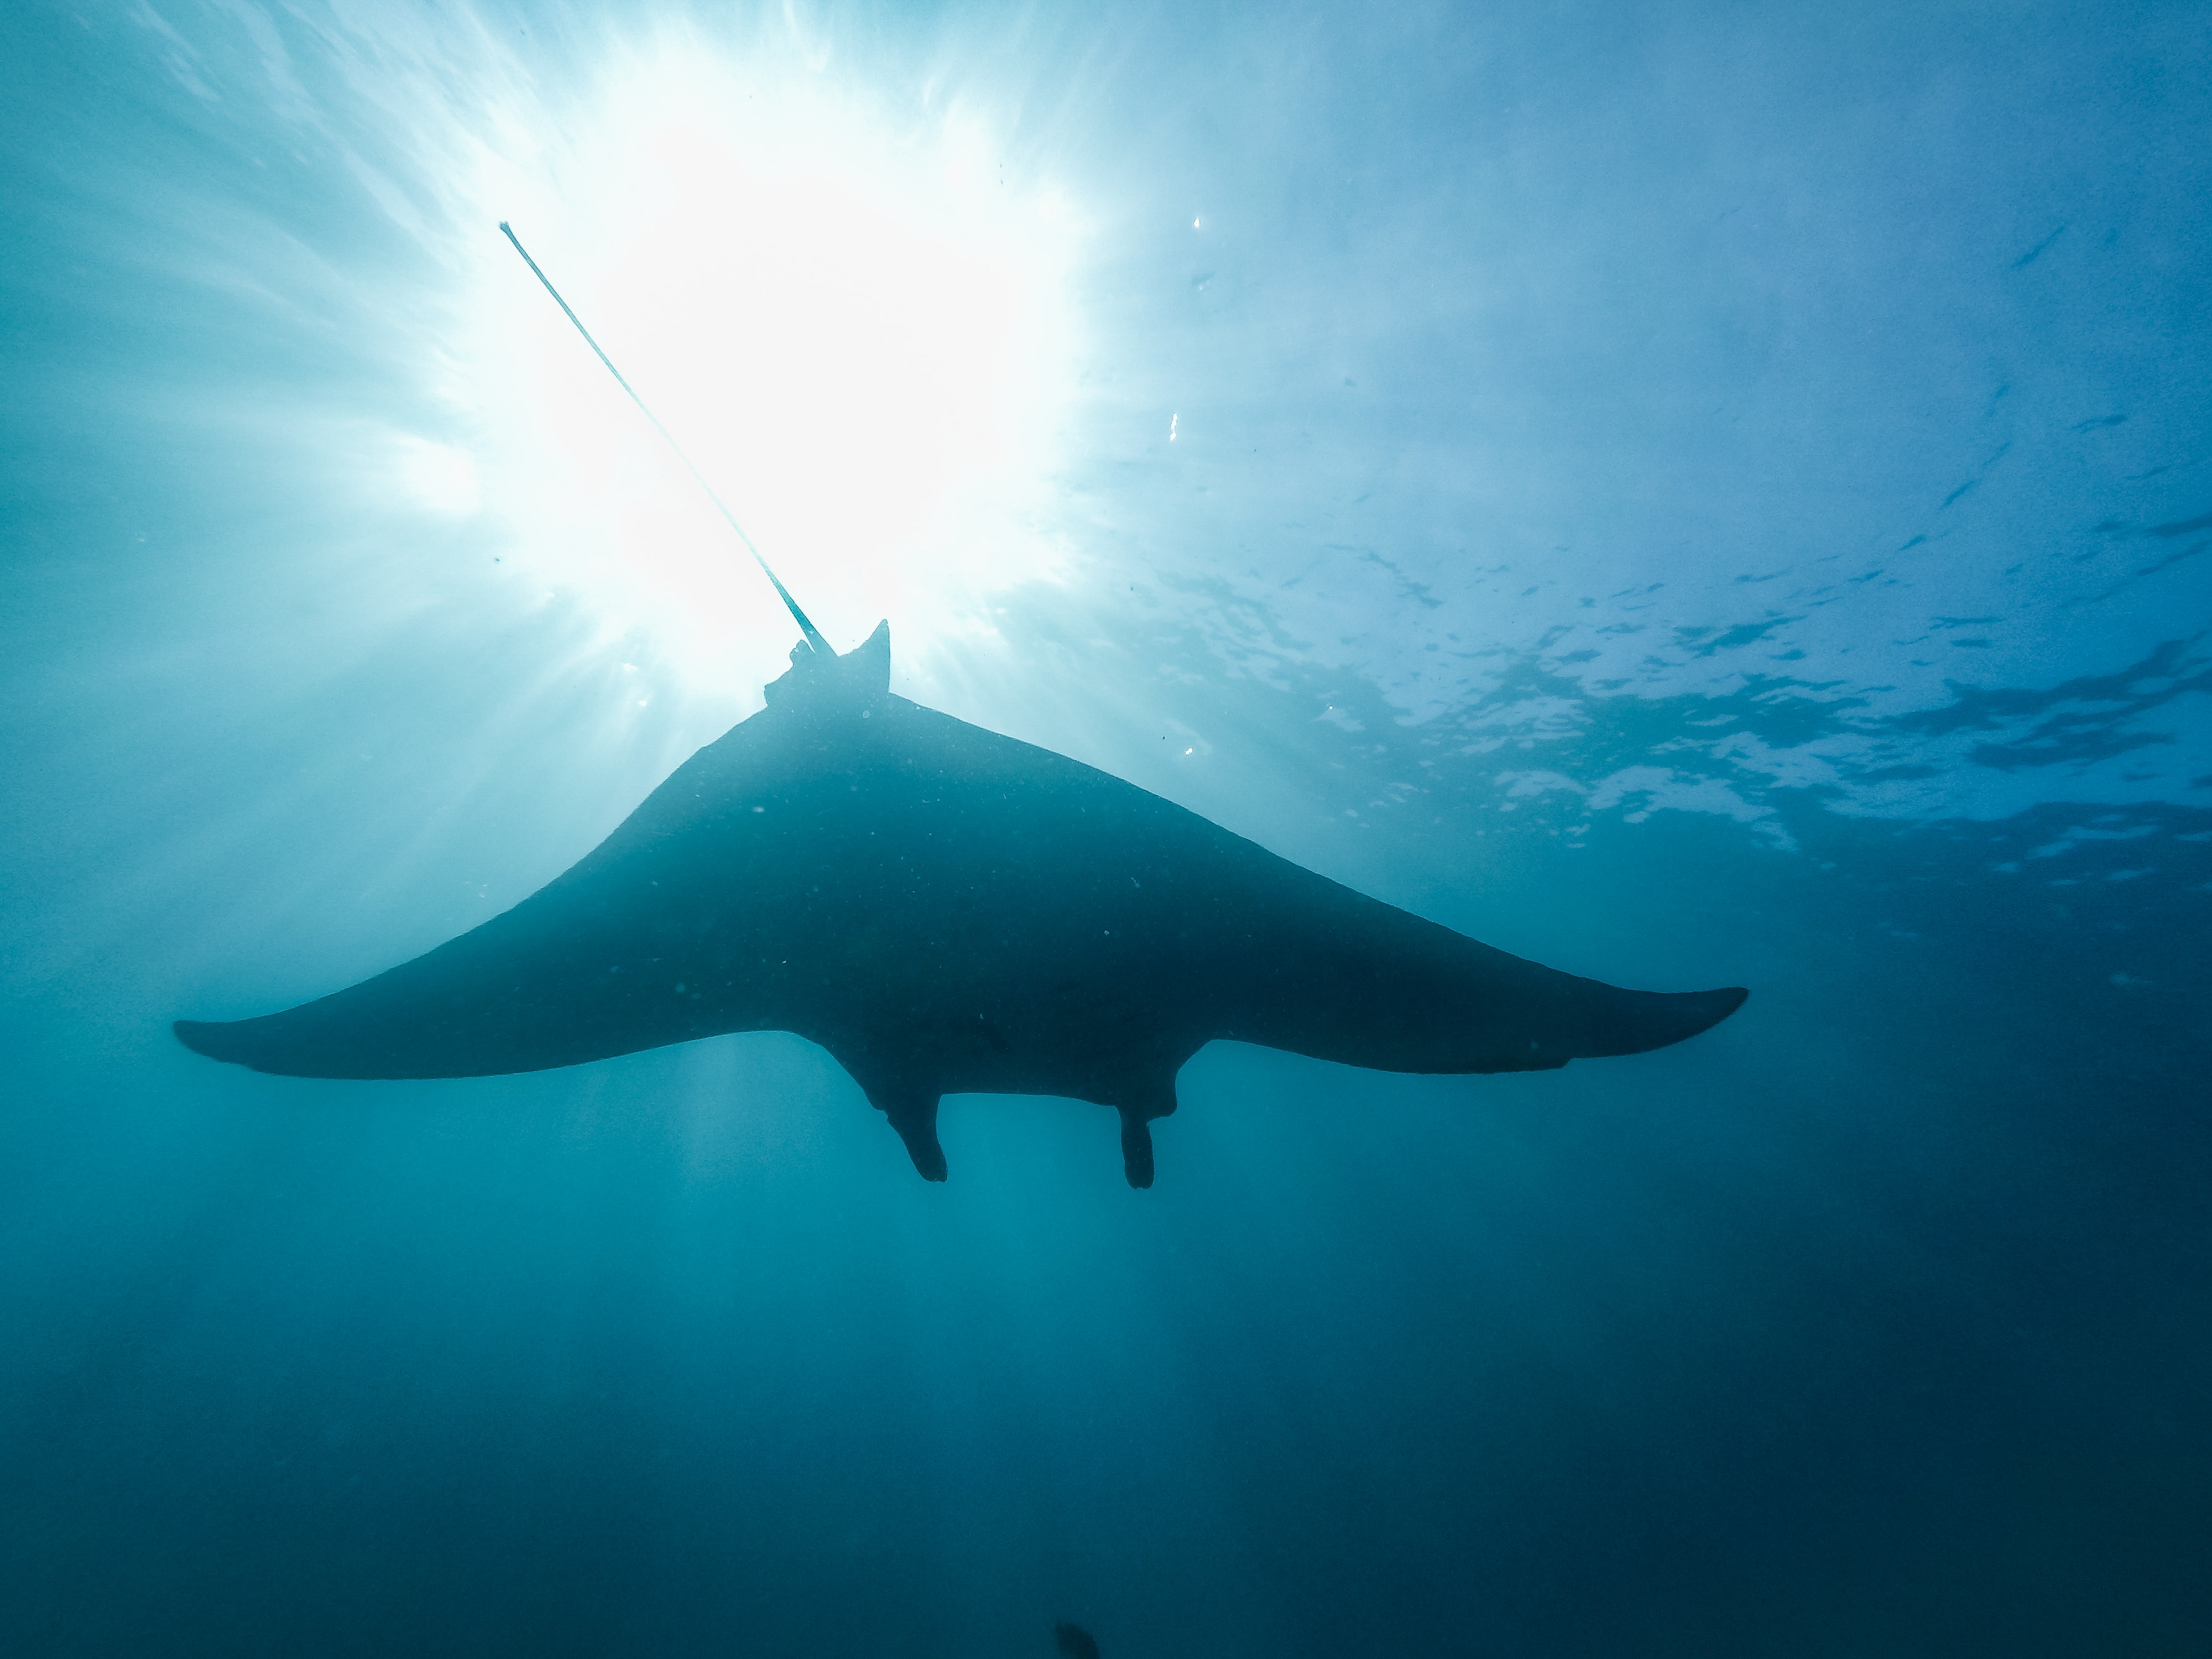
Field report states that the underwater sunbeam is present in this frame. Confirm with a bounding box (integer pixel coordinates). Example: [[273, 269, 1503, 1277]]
[[460, 51, 1080, 688]]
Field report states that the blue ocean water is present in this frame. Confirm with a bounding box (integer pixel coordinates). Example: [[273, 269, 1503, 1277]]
[[3, 2, 2208, 1654]]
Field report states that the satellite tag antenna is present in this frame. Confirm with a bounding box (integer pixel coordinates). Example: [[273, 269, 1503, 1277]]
[[499, 220, 831, 656]]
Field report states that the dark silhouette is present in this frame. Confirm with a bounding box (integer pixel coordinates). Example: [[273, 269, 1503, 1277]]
[[176, 624, 1745, 1185], [1053, 1622, 1100, 1659]]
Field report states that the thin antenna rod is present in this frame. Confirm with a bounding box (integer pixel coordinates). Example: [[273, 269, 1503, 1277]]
[[498, 220, 830, 656]]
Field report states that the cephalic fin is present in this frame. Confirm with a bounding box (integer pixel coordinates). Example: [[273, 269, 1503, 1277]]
[[867, 1086, 947, 1182], [1118, 1111, 1156, 1190], [836, 1049, 950, 1182], [1108, 1077, 1180, 1191]]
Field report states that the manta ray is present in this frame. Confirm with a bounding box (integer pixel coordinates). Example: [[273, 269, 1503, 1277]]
[[176, 623, 1745, 1186]]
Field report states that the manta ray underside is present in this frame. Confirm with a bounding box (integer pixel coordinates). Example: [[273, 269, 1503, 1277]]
[[177, 624, 1746, 1186]]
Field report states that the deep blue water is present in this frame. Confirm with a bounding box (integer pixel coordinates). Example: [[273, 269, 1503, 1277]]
[[4, 2, 2209, 1655]]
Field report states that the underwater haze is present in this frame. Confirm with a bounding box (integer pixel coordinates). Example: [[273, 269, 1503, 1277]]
[[4, 1, 2209, 1655]]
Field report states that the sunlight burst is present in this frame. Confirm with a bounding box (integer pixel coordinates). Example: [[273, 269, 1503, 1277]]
[[453, 49, 1081, 691]]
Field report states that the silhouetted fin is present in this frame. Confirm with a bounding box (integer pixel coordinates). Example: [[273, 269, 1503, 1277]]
[[1053, 1622, 1100, 1659], [866, 1084, 947, 1182], [1117, 1113, 1156, 1189], [1574, 983, 1746, 1057], [1104, 1075, 1178, 1189], [174, 1019, 242, 1067]]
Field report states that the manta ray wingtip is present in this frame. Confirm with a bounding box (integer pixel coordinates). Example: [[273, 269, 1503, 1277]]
[[1703, 985, 1750, 1026], [1617, 982, 1748, 1053], [173, 1019, 227, 1061]]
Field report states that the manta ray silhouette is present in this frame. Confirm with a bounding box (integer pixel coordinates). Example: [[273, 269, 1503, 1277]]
[[176, 623, 1746, 1186]]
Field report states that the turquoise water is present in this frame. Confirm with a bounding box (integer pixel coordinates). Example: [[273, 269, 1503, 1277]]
[[4, 3, 2208, 1654]]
